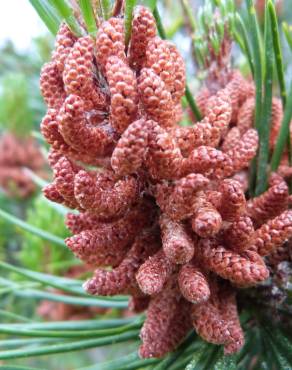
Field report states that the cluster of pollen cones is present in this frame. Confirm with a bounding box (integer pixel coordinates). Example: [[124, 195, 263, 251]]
[[0, 133, 45, 198], [39, 6, 292, 358]]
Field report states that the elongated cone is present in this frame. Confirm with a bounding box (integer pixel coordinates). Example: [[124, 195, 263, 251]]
[[41, 111, 108, 166], [52, 156, 80, 208], [63, 36, 106, 109], [224, 129, 258, 176], [84, 232, 160, 295], [74, 169, 139, 218], [155, 174, 209, 221], [167, 41, 186, 103], [145, 37, 175, 92], [66, 202, 154, 266], [195, 87, 211, 119], [41, 109, 66, 150], [95, 18, 126, 72], [217, 179, 246, 221], [52, 23, 76, 73], [250, 210, 292, 256], [40, 61, 65, 109], [267, 240, 292, 266], [129, 6, 157, 71], [146, 121, 183, 180], [192, 299, 231, 346], [222, 215, 254, 252], [191, 192, 222, 237], [225, 71, 252, 122], [106, 56, 138, 134], [58, 94, 116, 158], [197, 239, 269, 286], [191, 280, 244, 354], [136, 249, 174, 295], [178, 263, 210, 303], [231, 171, 249, 193], [139, 276, 192, 358], [221, 127, 241, 152], [160, 214, 194, 264], [237, 97, 282, 150], [173, 88, 232, 155], [247, 181, 288, 226], [204, 88, 232, 142], [43, 183, 65, 205], [237, 97, 255, 133], [66, 212, 105, 234], [221, 287, 245, 355], [138, 68, 175, 128], [184, 146, 232, 179], [111, 119, 149, 176], [270, 97, 283, 147]]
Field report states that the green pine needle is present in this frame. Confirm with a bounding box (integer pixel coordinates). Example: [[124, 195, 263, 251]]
[[0, 330, 138, 360], [0, 260, 128, 304], [29, 0, 60, 35], [48, 0, 82, 36], [282, 22, 292, 51], [125, 0, 138, 46], [235, 13, 255, 76], [255, 1, 274, 196], [181, 0, 196, 32], [79, 0, 98, 36], [84, 351, 154, 370], [139, 0, 158, 11], [245, 0, 263, 196], [0, 208, 66, 248], [214, 351, 237, 370], [101, 0, 112, 20], [8, 287, 129, 309], [268, 0, 286, 108], [271, 81, 292, 171], [0, 319, 142, 339]]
